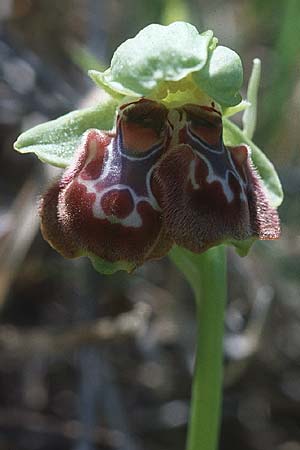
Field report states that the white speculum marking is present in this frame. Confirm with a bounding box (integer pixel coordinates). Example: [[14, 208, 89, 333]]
[[186, 127, 247, 203], [189, 159, 200, 190], [78, 135, 162, 228]]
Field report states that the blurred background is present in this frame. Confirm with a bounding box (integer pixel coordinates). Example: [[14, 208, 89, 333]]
[[0, 1, 299, 449]]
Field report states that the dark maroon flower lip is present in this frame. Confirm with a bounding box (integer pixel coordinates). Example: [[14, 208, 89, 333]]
[[39, 98, 280, 269]]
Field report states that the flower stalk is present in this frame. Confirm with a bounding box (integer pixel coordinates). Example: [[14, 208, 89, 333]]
[[170, 245, 226, 450]]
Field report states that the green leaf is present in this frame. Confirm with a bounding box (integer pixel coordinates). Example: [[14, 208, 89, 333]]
[[223, 118, 283, 208], [193, 46, 243, 107], [90, 22, 215, 98], [14, 97, 118, 168]]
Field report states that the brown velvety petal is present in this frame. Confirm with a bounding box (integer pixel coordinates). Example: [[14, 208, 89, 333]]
[[154, 141, 280, 254], [39, 179, 79, 258], [143, 223, 173, 261], [39, 129, 109, 259], [119, 98, 169, 155], [237, 150, 281, 240], [227, 145, 280, 240], [39, 99, 173, 268], [181, 104, 222, 147], [60, 181, 171, 265], [155, 144, 247, 253]]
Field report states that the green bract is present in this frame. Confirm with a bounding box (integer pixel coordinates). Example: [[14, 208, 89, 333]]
[[89, 21, 243, 107], [193, 46, 243, 107]]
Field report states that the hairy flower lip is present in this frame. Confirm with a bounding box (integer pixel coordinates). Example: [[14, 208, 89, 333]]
[[12, 21, 283, 274], [38, 99, 280, 273]]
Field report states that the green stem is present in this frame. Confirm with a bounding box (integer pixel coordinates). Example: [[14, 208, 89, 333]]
[[170, 245, 227, 450]]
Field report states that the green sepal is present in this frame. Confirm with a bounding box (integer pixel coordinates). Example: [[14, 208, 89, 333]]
[[14, 96, 118, 168], [223, 118, 283, 208], [90, 22, 214, 97], [89, 255, 135, 275], [89, 22, 243, 108], [223, 100, 250, 118], [89, 70, 128, 99], [193, 45, 243, 107], [225, 238, 256, 257]]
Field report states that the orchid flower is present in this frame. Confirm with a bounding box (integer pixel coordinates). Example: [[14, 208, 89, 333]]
[[14, 22, 282, 275]]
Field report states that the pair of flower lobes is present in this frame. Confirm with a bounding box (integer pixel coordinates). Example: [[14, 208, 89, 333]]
[[39, 98, 280, 272]]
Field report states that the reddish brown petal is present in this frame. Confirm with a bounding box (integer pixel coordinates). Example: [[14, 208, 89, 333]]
[[156, 104, 280, 251], [39, 100, 173, 269], [119, 99, 169, 154], [154, 143, 244, 253], [39, 129, 109, 259], [154, 136, 280, 254], [145, 223, 173, 261], [181, 104, 222, 147], [60, 180, 171, 265], [39, 179, 79, 258], [238, 151, 281, 240]]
